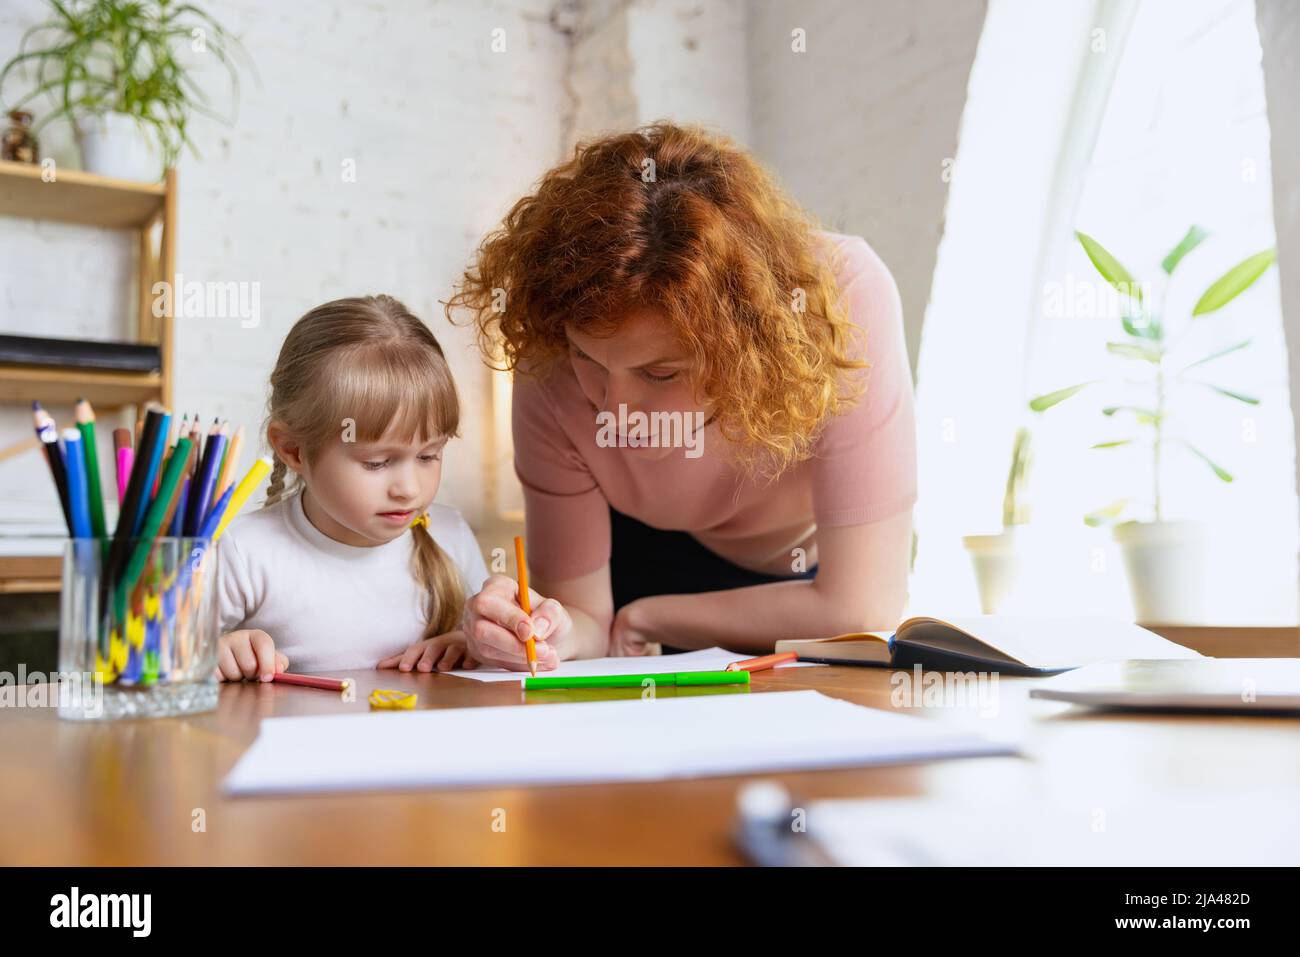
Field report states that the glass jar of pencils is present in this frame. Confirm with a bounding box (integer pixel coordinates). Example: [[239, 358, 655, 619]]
[[58, 536, 222, 720]]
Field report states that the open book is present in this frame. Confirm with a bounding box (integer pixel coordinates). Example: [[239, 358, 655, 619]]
[[774, 615, 1202, 676]]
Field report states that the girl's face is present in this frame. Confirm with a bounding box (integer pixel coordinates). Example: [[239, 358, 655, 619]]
[[272, 423, 447, 548], [566, 306, 711, 460]]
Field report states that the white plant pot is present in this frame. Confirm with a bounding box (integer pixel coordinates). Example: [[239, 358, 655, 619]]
[[962, 528, 1020, 614], [75, 112, 160, 182], [1113, 520, 1208, 625]]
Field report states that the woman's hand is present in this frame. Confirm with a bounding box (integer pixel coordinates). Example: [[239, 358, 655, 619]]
[[217, 629, 288, 682], [376, 631, 478, 673], [461, 574, 573, 671], [609, 600, 661, 657]]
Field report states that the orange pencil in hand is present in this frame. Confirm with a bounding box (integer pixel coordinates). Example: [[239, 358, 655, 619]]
[[513, 535, 538, 676]]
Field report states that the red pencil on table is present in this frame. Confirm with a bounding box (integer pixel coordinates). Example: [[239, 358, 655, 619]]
[[725, 651, 798, 673], [271, 672, 352, 692]]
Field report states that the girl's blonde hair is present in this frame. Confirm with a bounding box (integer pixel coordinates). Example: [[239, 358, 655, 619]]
[[263, 294, 466, 637]]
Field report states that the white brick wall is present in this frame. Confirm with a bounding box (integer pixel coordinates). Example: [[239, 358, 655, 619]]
[[0, 0, 568, 530]]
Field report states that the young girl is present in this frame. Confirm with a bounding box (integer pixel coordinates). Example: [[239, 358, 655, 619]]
[[216, 294, 506, 680]]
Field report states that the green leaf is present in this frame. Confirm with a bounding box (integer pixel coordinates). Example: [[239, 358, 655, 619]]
[[1029, 381, 1096, 412], [1076, 231, 1144, 303], [1198, 383, 1260, 405], [1121, 313, 1161, 341], [1091, 439, 1133, 449], [1085, 499, 1130, 527], [1102, 405, 1158, 418], [1192, 249, 1277, 316], [1178, 339, 1251, 374], [1161, 225, 1208, 274], [1107, 340, 1161, 362], [1183, 442, 1233, 482]]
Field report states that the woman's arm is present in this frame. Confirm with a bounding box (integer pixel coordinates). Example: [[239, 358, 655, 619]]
[[533, 565, 615, 660], [611, 510, 913, 654]]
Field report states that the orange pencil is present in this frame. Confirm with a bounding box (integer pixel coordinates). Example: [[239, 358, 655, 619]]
[[272, 672, 351, 692], [725, 651, 798, 673], [513, 535, 538, 676]]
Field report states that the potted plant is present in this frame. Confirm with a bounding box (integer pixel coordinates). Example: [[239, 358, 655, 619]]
[[0, 0, 251, 182], [1030, 226, 1276, 623], [963, 426, 1033, 613]]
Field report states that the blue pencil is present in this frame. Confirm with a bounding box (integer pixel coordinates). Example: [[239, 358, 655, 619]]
[[185, 422, 226, 536], [198, 482, 235, 540], [60, 428, 93, 538], [132, 412, 170, 536], [170, 476, 190, 537]]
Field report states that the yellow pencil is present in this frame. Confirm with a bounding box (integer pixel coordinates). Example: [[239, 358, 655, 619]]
[[513, 535, 538, 676], [211, 456, 272, 542]]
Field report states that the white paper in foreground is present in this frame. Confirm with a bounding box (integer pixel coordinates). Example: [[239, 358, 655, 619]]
[[446, 645, 823, 683], [224, 690, 1014, 796]]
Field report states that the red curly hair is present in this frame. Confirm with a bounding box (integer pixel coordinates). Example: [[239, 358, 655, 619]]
[[445, 121, 868, 474]]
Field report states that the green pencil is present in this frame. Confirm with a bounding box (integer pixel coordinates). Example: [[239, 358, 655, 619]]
[[113, 436, 193, 622], [523, 670, 750, 690], [74, 398, 107, 539]]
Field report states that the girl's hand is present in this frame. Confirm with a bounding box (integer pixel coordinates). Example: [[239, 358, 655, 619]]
[[376, 631, 478, 673], [461, 574, 572, 671], [217, 629, 288, 682]]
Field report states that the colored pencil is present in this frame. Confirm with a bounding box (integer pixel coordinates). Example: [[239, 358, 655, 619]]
[[60, 428, 93, 538], [103, 405, 166, 618], [198, 482, 235, 540], [214, 424, 244, 503], [211, 456, 273, 543], [126, 408, 166, 537], [156, 442, 195, 539], [73, 399, 107, 539], [115, 436, 193, 618], [725, 651, 798, 673], [271, 672, 351, 692], [33, 403, 73, 534], [185, 419, 226, 535], [514, 535, 538, 676], [113, 428, 133, 505], [170, 476, 190, 537]]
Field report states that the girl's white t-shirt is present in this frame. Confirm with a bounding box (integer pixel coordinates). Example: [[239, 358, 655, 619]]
[[216, 490, 490, 672]]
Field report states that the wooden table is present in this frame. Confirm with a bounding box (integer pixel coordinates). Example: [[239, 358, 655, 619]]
[[3, 630, 1298, 865]]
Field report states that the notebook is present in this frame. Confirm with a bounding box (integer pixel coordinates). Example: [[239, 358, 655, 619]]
[[223, 690, 1015, 796], [1027, 658, 1300, 713], [774, 615, 1202, 676]]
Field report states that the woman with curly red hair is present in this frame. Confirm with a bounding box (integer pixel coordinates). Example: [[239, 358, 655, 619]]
[[447, 122, 917, 669]]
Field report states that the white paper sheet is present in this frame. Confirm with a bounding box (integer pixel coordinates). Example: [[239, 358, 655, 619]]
[[223, 690, 1014, 796], [794, 794, 1300, 866], [446, 645, 823, 683]]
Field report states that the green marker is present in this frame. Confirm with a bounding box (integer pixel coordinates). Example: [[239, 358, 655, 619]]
[[523, 670, 750, 690]]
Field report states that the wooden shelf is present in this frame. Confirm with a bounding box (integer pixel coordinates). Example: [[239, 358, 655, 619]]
[[0, 364, 162, 409], [0, 556, 60, 594], [0, 163, 177, 589], [0, 159, 166, 228]]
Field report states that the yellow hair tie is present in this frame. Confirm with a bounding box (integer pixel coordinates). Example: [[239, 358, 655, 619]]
[[410, 512, 429, 529]]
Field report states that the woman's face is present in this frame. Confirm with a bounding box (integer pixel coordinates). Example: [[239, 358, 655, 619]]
[[566, 306, 711, 460]]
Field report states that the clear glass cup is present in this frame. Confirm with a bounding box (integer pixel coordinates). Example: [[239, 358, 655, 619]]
[[58, 536, 221, 720]]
